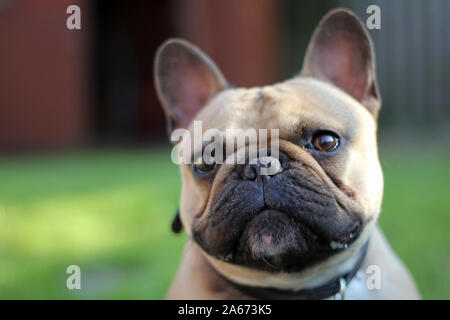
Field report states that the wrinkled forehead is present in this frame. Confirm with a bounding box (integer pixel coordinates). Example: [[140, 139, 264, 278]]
[[190, 77, 375, 138]]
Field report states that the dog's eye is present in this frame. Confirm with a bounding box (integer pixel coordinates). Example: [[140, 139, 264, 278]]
[[310, 132, 340, 152], [193, 155, 216, 175]]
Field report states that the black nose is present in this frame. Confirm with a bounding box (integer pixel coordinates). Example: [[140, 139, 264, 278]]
[[242, 156, 283, 180]]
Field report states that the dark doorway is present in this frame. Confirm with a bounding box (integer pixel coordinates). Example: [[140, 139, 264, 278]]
[[93, 0, 174, 144]]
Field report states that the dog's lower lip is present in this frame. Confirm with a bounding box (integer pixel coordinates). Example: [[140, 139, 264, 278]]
[[254, 209, 360, 247]]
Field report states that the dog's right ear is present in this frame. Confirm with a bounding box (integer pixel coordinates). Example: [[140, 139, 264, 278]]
[[154, 39, 228, 136]]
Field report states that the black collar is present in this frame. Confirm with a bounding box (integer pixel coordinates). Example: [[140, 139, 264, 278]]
[[216, 241, 369, 300]]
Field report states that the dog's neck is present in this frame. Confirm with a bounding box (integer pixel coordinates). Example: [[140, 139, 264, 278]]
[[210, 241, 369, 300], [167, 231, 371, 299], [201, 220, 375, 293], [167, 240, 253, 299]]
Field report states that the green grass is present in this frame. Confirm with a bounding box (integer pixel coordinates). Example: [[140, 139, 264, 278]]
[[379, 151, 450, 299], [0, 148, 185, 299], [0, 147, 448, 299]]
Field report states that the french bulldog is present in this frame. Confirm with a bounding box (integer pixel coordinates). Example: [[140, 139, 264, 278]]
[[154, 8, 420, 299]]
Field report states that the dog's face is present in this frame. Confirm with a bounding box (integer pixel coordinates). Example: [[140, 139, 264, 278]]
[[155, 9, 383, 277]]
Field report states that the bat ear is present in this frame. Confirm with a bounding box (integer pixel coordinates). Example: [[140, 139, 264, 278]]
[[300, 9, 381, 118], [154, 39, 228, 135]]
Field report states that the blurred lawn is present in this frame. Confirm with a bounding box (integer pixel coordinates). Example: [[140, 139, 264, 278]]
[[0, 147, 449, 299]]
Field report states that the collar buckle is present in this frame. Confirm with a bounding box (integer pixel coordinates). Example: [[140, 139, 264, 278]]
[[333, 277, 347, 300]]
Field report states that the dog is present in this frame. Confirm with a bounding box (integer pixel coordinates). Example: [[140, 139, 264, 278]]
[[153, 8, 420, 299]]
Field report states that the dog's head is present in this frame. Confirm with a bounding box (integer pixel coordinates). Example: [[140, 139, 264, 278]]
[[154, 9, 383, 282]]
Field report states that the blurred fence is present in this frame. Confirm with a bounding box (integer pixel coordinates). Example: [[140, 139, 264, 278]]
[[1, 0, 449, 151], [342, 0, 450, 132]]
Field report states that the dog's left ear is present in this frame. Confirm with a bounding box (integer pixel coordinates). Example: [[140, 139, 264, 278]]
[[300, 8, 381, 118]]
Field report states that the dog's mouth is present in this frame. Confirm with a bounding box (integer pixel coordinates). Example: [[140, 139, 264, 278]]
[[193, 202, 362, 273], [230, 208, 360, 272], [191, 159, 364, 273]]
